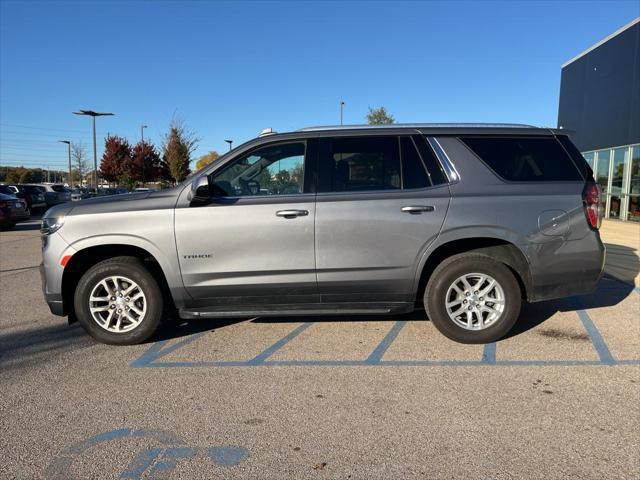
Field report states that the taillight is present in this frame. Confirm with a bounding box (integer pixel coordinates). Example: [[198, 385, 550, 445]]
[[583, 183, 601, 230]]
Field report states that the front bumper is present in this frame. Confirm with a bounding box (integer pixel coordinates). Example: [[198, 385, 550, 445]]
[[40, 263, 66, 316], [40, 230, 75, 317]]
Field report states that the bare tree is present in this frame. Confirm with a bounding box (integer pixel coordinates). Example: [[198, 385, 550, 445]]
[[71, 141, 89, 187]]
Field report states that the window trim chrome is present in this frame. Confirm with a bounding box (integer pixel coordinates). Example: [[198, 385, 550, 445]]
[[427, 137, 460, 184]]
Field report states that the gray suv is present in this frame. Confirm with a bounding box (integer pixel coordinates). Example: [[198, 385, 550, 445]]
[[40, 124, 605, 345]]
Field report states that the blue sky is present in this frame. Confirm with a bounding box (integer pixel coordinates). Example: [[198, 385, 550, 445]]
[[0, 0, 638, 171]]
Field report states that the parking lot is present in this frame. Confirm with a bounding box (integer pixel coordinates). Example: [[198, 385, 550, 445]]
[[1, 217, 639, 479]]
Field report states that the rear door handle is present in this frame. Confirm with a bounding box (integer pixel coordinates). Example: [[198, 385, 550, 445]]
[[401, 205, 434, 214], [276, 209, 309, 218]]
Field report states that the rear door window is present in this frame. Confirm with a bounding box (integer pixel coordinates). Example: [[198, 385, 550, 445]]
[[460, 136, 583, 182], [318, 136, 401, 192], [401, 137, 430, 189]]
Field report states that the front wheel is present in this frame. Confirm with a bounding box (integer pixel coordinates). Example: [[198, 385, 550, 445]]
[[424, 253, 521, 344], [74, 256, 163, 345]]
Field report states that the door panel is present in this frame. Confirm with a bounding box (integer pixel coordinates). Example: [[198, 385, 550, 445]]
[[175, 197, 317, 305], [315, 187, 450, 302]]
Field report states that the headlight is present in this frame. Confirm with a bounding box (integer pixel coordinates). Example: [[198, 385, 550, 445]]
[[41, 216, 65, 235]]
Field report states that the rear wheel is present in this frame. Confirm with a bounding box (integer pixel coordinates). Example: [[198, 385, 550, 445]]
[[425, 253, 521, 344], [74, 256, 163, 345]]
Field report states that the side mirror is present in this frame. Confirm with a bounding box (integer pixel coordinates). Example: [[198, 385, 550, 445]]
[[189, 176, 210, 206]]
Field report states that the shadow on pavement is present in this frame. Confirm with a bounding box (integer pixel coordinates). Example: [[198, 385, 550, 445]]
[[603, 243, 640, 287], [3, 281, 631, 363], [503, 277, 635, 339], [152, 316, 249, 342], [0, 323, 93, 372], [154, 278, 635, 344]]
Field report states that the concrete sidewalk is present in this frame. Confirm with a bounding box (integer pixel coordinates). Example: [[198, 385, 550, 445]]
[[600, 219, 640, 286]]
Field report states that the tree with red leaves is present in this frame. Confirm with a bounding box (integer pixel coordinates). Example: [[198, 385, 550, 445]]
[[130, 141, 163, 184], [100, 135, 131, 185]]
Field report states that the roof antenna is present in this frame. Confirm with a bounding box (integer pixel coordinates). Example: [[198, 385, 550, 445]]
[[259, 128, 277, 137]]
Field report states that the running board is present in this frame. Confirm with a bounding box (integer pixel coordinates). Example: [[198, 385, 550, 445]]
[[179, 303, 413, 319]]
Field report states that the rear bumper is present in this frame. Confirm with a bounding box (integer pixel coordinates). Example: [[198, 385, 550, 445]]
[[524, 233, 605, 302]]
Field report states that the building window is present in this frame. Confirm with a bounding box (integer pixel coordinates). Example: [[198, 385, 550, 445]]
[[609, 147, 629, 219], [583, 152, 595, 170], [628, 146, 640, 222]]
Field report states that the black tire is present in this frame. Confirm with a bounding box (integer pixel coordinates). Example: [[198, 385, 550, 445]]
[[0, 222, 16, 231], [74, 256, 163, 345], [424, 253, 521, 344]]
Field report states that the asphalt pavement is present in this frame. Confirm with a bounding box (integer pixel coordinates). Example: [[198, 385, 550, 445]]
[[1, 216, 638, 479]]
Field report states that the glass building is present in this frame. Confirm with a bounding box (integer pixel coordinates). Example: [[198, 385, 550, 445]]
[[558, 18, 640, 222]]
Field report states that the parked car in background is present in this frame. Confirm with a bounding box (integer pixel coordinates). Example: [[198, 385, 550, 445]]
[[0, 192, 30, 230], [40, 124, 605, 346], [71, 188, 92, 202], [96, 187, 130, 196], [1, 184, 46, 212], [27, 184, 72, 207]]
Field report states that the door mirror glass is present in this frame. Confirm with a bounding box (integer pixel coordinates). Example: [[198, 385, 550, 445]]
[[190, 176, 210, 205]]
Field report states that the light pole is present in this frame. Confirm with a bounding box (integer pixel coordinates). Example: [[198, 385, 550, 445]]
[[59, 140, 72, 186], [141, 125, 148, 186], [224, 139, 233, 151], [73, 110, 114, 192], [340, 101, 345, 125]]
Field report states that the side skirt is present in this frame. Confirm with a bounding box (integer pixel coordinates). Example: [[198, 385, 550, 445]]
[[179, 302, 415, 319]]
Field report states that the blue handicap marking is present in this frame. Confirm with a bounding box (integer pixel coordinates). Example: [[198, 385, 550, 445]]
[[132, 447, 199, 479], [121, 446, 247, 478], [209, 446, 249, 466], [120, 448, 163, 479], [46, 428, 248, 480]]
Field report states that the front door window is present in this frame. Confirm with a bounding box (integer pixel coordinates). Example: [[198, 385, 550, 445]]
[[211, 142, 305, 197]]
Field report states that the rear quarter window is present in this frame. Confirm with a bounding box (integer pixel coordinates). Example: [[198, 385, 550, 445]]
[[460, 136, 583, 182], [556, 135, 593, 181]]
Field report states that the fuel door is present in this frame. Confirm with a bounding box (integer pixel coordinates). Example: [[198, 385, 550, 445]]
[[538, 209, 569, 236]]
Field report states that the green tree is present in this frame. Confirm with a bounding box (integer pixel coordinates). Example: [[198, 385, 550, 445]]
[[195, 150, 220, 171], [366, 106, 395, 125], [162, 118, 198, 183], [5, 168, 24, 183], [19, 169, 38, 183]]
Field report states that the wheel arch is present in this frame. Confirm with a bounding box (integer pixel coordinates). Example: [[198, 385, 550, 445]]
[[61, 244, 175, 323], [415, 236, 533, 304]]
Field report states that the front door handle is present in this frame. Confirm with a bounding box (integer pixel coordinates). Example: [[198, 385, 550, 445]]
[[276, 209, 309, 218], [401, 205, 435, 214]]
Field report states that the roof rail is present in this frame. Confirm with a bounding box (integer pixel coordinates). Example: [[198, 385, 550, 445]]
[[297, 123, 538, 132]]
